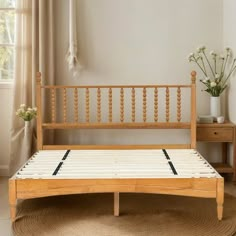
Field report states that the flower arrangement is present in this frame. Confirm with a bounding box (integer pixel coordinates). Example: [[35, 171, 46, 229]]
[[16, 104, 37, 121], [188, 46, 236, 97]]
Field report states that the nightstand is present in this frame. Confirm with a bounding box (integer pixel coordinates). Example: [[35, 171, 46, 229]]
[[197, 121, 236, 182]]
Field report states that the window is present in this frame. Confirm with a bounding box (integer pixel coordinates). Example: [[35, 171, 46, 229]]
[[0, 0, 15, 81]]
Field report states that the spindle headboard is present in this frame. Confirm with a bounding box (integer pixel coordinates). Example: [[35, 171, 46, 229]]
[[36, 71, 197, 150]]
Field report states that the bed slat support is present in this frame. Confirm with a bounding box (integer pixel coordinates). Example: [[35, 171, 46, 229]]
[[114, 192, 120, 216]]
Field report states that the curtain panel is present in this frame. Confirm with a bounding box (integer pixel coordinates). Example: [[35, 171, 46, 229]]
[[9, 0, 55, 174]]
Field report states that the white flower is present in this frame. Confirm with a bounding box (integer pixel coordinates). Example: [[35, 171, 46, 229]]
[[210, 81, 216, 87], [16, 105, 37, 121], [197, 47, 201, 53], [188, 53, 194, 61], [189, 46, 236, 96], [210, 50, 216, 55], [197, 46, 206, 53], [226, 47, 232, 56], [20, 104, 26, 108], [220, 55, 225, 60]]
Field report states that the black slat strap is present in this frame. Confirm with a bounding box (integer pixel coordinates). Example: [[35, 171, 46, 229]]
[[53, 162, 63, 176], [62, 150, 71, 160], [162, 149, 178, 175], [168, 162, 178, 175], [162, 149, 170, 160]]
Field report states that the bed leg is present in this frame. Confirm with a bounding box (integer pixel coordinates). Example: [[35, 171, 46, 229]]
[[114, 192, 119, 216], [9, 179, 17, 222], [216, 178, 224, 221]]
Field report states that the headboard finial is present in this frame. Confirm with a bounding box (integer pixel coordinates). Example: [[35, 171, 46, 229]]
[[191, 71, 196, 84], [36, 72, 41, 84]]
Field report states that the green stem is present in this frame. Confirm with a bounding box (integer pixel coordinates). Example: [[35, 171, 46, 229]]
[[221, 65, 236, 87], [226, 65, 236, 80], [200, 57, 207, 74], [214, 58, 217, 74], [220, 59, 224, 76], [222, 54, 229, 75], [203, 51, 215, 77], [193, 57, 208, 77]]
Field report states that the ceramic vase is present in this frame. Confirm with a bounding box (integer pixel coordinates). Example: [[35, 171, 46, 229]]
[[23, 121, 32, 157], [210, 96, 221, 119]]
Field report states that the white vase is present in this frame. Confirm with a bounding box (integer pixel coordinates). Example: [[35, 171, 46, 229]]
[[210, 96, 221, 119], [24, 121, 31, 137], [23, 121, 32, 157]]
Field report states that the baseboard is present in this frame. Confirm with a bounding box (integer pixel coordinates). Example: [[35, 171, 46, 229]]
[[0, 165, 9, 176]]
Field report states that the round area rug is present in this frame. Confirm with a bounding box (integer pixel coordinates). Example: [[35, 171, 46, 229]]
[[13, 193, 236, 236]]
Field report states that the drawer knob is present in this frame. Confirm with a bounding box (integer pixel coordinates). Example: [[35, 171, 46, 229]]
[[214, 132, 218, 135]]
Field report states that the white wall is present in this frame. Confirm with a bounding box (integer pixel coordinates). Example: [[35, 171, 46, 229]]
[[54, 0, 223, 149], [0, 85, 13, 175], [223, 0, 236, 166]]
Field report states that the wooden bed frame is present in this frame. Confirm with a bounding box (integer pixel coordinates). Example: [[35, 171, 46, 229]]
[[9, 71, 224, 222]]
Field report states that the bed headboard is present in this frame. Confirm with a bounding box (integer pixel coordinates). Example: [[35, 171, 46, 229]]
[[36, 71, 196, 150]]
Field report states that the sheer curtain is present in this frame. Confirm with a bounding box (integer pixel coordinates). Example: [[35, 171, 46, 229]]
[[9, 0, 55, 175]]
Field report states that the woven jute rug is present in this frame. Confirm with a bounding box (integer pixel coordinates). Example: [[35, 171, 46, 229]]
[[13, 193, 236, 236]]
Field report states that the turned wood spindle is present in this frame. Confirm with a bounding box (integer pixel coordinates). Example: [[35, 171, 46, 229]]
[[63, 88, 67, 123], [131, 88, 135, 122], [74, 88, 79, 123], [143, 87, 147, 122], [177, 87, 181, 122], [120, 88, 124, 123], [109, 88, 112, 122], [86, 88, 90, 123], [51, 88, 56, 123], [154, 87, 158, 122], [166, 87, 170, 122], [97, 88, 101, 122]]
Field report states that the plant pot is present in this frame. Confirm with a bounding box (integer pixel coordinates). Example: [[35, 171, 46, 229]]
[[210, 96, 221, 119]]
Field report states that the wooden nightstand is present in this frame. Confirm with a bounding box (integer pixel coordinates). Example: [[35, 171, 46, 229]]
[[197, 121, 236, 182]]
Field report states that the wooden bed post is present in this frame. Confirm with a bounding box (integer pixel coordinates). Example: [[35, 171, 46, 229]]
[[114, 192, 120, 216], [36, 72, 43, 150], [216, 178, 224, 220], [190, 71, 196, 149], [9, 179, 16, 222]]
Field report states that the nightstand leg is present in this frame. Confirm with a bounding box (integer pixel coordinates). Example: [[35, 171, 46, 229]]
[[216, 178, 224, 221], [222, 143, 227, 164]]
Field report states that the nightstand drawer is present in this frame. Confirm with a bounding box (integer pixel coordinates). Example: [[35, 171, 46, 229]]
[[197, 127, 234, 142]]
